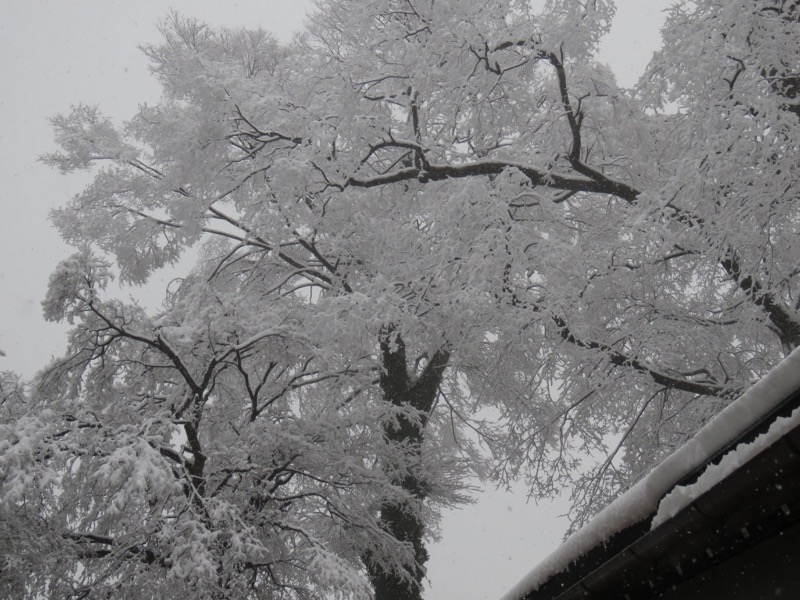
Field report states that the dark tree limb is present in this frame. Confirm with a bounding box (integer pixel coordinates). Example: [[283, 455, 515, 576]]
[[365, 327, 451, 600]]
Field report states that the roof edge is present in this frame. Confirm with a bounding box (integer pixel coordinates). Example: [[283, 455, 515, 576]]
[[500, 347, 800, 600]]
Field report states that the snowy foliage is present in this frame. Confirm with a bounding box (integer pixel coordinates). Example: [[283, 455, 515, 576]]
[[3, 0, 800, 597]]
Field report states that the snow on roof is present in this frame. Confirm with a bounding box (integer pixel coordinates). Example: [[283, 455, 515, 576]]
[[500, 347, 800, 600], [652, 403, 800, 528]]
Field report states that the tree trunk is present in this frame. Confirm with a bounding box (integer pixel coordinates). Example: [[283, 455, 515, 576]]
[[365, 329, 449, 600]]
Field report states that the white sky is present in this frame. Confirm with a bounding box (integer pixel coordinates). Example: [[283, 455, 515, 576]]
[[0, 1, 673, 598]]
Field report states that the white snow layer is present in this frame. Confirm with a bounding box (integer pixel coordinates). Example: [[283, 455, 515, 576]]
[[500, 347, 800, 600], [652, 404, 800, 527]]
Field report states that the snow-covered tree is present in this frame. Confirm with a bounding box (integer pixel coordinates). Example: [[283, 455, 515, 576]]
[[2, 0, 798, 598]]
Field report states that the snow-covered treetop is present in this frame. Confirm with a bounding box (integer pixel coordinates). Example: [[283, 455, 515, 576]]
[[4, 0, 799, 597]]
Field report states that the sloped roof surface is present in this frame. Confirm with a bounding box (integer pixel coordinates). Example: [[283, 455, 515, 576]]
[[501, 348, 800, 600]]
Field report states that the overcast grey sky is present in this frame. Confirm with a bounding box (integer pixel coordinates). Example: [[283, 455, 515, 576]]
[[0, 2, 673, 598]]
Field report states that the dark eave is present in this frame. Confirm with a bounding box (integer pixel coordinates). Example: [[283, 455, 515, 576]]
[[523, 387, 800, 600]]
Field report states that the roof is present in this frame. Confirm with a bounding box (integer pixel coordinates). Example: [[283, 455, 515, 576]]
[[501, 348, 800, 600]]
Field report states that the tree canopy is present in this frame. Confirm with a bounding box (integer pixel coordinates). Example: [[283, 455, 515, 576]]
[[2, 0, 799, 598]]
